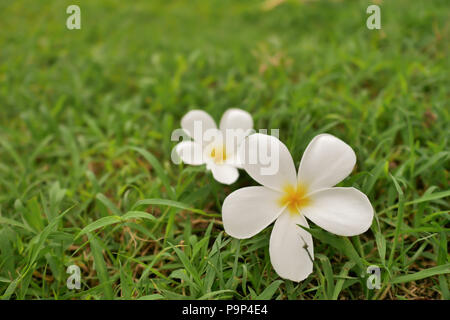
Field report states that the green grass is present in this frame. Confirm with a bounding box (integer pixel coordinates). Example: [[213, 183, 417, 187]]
[[0, 0, 449, 300]]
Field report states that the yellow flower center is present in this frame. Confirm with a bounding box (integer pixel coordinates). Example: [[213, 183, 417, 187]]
[[278, 184, 311, 215], [210, 145, 227, 164]]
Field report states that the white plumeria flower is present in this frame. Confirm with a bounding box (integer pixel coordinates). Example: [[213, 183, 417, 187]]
[[222, 133, 374, 282], [175, 108, 253, 185]]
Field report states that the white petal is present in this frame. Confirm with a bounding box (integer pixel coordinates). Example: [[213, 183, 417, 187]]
[[220, 109, 253, 162], [298, 134, 356, 192], [269, 211, 314, 282], [175, 141, 205, 165], [226, 152, 244, 169], [302, 187, 374, 236], [222, 186, 284, 239], [220, 108, 253, 134], [181, 110, 217, 144], [239, 133, 297, 192], [210, 163, 239, 185]]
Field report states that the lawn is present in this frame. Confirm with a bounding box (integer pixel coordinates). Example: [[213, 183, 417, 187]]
[[0, 0, 448, 300]]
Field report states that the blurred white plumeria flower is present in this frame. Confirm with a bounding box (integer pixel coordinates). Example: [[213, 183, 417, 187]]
[[175, 108, 253, 185], [222, 133, 374, 282]]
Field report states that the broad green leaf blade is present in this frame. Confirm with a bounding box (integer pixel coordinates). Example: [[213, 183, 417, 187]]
[[77, 216, 122, 237], [391, 264, 450, 284], [138, 294, 164, 300], [256, 280, 283, 300], [305, 226, 365, 272], [316, 253, 334, 299], [332, 261, 356, 300], [122, 211, 157, 222], [131, 198, 211, 216], [88, 233, 114, 299], [96, 193, 122, 216]]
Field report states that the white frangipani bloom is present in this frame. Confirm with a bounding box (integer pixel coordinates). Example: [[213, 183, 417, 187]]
[[175, 108, 253, 185], [222, 133, 374, 282]]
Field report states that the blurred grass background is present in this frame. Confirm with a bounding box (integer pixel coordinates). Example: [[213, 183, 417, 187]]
[[0, 0, 449, 299]]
